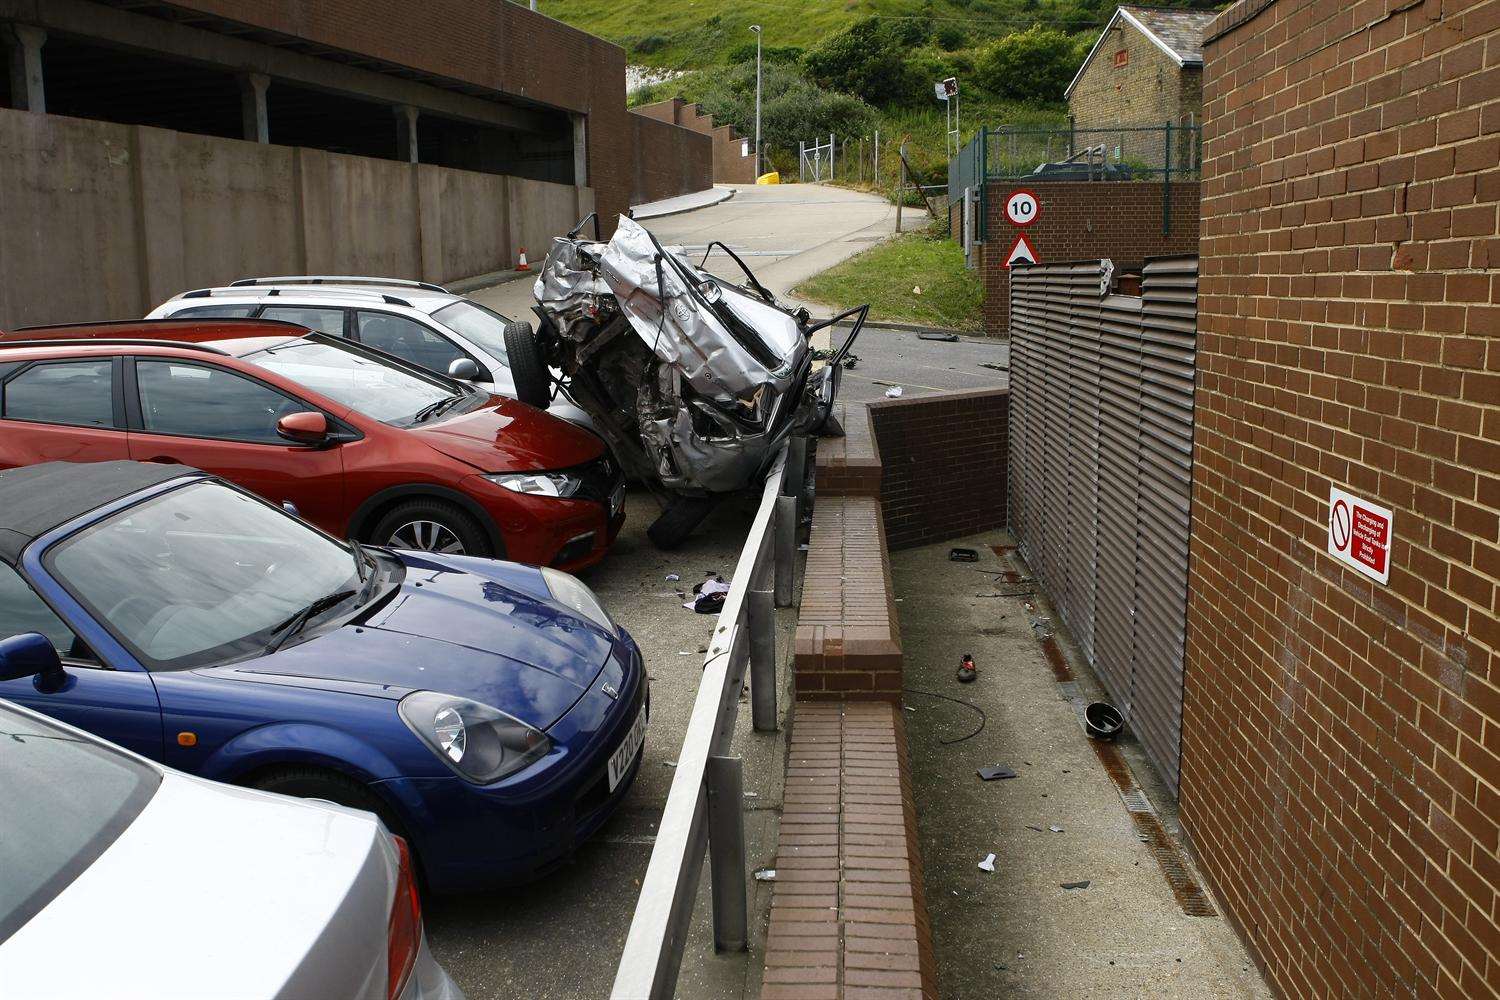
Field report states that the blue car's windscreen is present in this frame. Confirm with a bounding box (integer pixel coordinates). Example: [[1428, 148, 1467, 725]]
[[0, 703, 160, 945], [48, 482, 366, 670]]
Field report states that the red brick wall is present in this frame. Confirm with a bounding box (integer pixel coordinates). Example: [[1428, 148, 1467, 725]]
[[979, 180, 1200, 334], [628, 113, 713, 206], [1184, 1, 1500, 998], [868, 388, 1010, 550]]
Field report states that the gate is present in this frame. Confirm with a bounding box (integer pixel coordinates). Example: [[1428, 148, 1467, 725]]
[[1008, 256, 1196, 792], [798, 134, 834, 183]]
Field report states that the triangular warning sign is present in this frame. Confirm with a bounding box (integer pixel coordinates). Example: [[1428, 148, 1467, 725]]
[[1004, 233, 1038, 269]]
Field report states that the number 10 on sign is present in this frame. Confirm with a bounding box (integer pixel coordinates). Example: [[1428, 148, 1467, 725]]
[[1005, 190, 1039, 227]]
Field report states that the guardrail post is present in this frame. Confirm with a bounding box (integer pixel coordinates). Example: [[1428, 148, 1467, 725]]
[[774, 495, 796, 608], [749, 587, 777, 732], [707, 754, 747, 952], [785, 435, 807, 502]]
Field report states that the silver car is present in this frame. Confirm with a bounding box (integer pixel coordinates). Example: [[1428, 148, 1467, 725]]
[[147, 276, 593, 430], [0, 697, 463, 1000], [528, 215, 866, 546]]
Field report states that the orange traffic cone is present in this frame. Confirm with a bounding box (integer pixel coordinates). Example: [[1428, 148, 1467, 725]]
[[516, 247, 530, 271]]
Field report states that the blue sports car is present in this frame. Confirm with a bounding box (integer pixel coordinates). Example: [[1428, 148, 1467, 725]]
[[0, 461, 648, 893]]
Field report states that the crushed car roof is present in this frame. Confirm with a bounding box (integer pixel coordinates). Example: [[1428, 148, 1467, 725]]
[[0, 461, 198, 567]]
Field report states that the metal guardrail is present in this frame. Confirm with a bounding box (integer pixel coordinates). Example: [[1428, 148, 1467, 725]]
[[610, 436, 808, 1000]]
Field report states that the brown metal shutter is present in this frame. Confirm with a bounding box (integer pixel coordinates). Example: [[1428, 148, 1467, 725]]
[[1008, 257, 1198, 793]]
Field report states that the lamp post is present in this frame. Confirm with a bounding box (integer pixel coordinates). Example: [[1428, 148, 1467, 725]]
[[750, 24, 762, 177]]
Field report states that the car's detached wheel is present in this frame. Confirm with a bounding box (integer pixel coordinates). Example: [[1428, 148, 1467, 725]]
[[503, 320, 552, 410], [371, 498, 492, 558]]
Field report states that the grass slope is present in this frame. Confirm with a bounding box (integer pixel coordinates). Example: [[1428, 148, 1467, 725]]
[[796, 230, 984, 332]]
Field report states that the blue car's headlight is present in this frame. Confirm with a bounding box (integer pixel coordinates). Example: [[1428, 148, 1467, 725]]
[[398, 691, 551, 784], [540, 566, 614, 631]]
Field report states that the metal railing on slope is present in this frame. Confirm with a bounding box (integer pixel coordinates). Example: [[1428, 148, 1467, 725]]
[[610, 437, 807, 1000]]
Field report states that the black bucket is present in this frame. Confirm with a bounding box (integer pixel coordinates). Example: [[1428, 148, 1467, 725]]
[[1084, 702, 1123, 741]]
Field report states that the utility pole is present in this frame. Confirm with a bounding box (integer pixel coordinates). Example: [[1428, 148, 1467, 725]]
[[750, 25, 762, 177]]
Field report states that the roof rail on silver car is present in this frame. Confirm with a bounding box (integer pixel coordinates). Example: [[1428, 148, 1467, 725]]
[[228, 276, 450, 293]]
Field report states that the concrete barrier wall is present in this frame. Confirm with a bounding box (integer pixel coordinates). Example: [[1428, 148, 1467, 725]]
[[0, 107, 592, 329]]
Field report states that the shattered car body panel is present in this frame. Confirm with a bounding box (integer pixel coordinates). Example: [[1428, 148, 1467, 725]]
[[533, 216, 865, 501]]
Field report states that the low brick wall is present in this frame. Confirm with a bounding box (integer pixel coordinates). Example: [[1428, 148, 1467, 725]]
[[867, 389, 1009, 550], [760, 702, 938, 1000]]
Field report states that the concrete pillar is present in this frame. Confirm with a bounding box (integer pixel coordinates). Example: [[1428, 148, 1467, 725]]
[[395, 104, 419, 164], [238, 72, 269, 143], [5, 24, 46, 113], [571, 113, 587, 188]]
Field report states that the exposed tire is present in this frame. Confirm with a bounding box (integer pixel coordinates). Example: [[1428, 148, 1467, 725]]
[[647, 495, 721, 550], [504, 320, 552, 410], [369, 498, 493, 558]]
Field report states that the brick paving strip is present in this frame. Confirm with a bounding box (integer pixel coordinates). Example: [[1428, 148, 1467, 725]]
[[761, 702, 937, 1000]]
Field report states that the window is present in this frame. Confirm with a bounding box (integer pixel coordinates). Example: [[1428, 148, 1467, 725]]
[[1114, 48, 1129, 68], [168, 304, 257, 319], [0, 565, 83, 659], [356, 312, 469, 376], [258, 306, 347, 337], [2, 360, 114, 429], [244, 340, 455, 425], [50, 481, 362, 669], [431, 301, 512, 367], [136, 361, 305, 444], [0, 700, 159, 946]]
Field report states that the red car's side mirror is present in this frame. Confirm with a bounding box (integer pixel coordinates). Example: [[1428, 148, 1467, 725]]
[[276, 411, 329, 445]]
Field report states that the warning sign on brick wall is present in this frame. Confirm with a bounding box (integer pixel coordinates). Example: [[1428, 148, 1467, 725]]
[[1327, 485, 1393, 585]]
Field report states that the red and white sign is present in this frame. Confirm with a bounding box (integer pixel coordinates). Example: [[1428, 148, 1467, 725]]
[[1004, 189, 1040, 227], [1003, 233, 1038, 269], [1327, 485, 1393, 584]]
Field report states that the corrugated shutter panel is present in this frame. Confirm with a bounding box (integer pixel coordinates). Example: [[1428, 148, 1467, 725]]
[[1008, 256, 1197, 794]]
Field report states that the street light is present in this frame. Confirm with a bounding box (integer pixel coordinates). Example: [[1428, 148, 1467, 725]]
[[750, 24, 762, 177]]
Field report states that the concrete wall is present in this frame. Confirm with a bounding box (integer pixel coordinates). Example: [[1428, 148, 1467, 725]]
[[1185, 1, 1499, 997], [0, 107, 591, 328], [977, 179, 1200, 335], [633, 97, 756, 185]]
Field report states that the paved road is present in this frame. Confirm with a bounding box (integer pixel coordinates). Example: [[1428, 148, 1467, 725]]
[[468, 182, 911, 320]]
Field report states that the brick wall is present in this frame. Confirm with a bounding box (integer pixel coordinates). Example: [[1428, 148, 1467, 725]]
[[1183, 2, 1500, 998], [868, 388, 1010, 550], [979, 180, 1200, 334], [632, 97, 756, 185], [628, 112, 714, 206], [1070, 18, 1203, 137]]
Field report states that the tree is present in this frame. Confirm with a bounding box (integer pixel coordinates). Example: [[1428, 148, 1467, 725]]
[[976, 26, 1080, 103], [802, 17, 925, 107]]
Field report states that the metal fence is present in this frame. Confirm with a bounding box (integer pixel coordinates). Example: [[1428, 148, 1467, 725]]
[[1008, 257, 1197, 793], [950, 123, 1202, 241], [610, 438, 805, 999]]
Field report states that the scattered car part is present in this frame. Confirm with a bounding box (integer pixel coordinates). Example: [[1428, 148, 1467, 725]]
[[949, 548, 980, 562], [978, 853, 997, 873], [976, 766, 1017, 781], [1085, 702, 1125, 741], [957, 653, 978, 683], [532, 215, 866, 547]]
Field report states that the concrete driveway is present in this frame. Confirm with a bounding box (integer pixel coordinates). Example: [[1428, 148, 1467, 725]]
[[467, 182, 908, 319]]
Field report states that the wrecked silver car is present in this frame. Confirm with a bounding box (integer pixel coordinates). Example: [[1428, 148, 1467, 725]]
[[506, 214, 865, 548]]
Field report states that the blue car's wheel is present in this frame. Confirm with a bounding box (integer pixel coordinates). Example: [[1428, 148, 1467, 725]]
[[248, 766, 408, 842]]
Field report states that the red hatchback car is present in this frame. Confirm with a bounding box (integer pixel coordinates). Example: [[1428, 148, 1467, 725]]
[[0, 319, 624, 570]]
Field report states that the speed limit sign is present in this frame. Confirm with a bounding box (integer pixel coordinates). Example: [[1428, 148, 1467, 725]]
[[1004, 189, 1040, 227]]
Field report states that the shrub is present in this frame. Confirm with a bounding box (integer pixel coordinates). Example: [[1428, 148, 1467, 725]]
[[725, 42, 804, 65], [975, 26, 1080, 102], [688, 61, 876, 151], [802, 17, 926, 107]]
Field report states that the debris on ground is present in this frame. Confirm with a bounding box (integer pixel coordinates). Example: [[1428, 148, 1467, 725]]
[[977, 765, 1017, 781], [903, 686, 987, 744], [912, 285, 923, 295], [684, 574, 730, 614], [918, 331, 960, 342], [754, 868, 776, 882], [1026, 825, 1044, 833], [949, 547, 979, 562], [663, 761, 678, 768], [1049, 825, 1064, 833], [1060, 881, 1091, 890], [884, 385, 904, 398], [665, 573, 680, 582], [979, 362, 1009, 372], [957, 653, 978, 684], [978, 853, 996, 873]]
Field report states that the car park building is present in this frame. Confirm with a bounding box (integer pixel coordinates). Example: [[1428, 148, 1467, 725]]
[[0, 0, 714, 329]]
